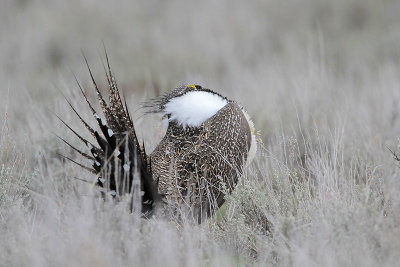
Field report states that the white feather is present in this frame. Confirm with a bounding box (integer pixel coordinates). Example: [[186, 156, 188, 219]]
[[123, 164, 129, 171], [164, 91, 227, 129], [242, 109, 257, 166]]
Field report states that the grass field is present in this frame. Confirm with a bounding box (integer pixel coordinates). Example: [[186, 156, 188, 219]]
[[2, 0, 400, 266]]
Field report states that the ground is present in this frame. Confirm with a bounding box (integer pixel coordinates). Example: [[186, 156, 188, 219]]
[[1, 0, 400, 266]]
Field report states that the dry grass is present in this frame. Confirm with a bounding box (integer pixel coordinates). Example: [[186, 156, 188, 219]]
[[1, 0, 400, 266]]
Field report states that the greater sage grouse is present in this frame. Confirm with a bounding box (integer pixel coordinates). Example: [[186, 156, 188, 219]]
[[59, 56, 256, 223]]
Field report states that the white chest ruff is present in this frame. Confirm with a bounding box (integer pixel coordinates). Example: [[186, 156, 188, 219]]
[[163, 90, 257, 166], [164, 91, 228, 129]]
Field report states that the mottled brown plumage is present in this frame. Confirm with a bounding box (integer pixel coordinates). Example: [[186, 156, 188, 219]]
[[59, 55, 255, 223], [151, 101, 252, 221]]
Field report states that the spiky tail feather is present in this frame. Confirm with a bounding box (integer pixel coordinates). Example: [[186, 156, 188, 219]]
[[58, 51, 159, 215]]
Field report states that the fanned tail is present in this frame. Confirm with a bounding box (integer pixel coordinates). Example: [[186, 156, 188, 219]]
[[59, 52, 159, 215]]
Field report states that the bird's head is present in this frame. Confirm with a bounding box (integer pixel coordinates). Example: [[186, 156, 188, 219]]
[[144, 84, 228, 129]]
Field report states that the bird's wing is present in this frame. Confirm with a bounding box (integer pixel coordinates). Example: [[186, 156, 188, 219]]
[[195, 101, 252, 213]]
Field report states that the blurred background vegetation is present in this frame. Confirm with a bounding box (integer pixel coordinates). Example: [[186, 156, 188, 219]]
[[2, 0, 400, 143], [2, 1, 400, 266]]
